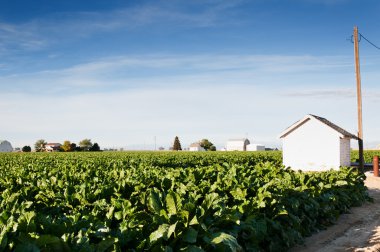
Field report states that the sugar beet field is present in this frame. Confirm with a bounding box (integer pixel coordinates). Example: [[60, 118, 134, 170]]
[[0, 151, 377, 251]]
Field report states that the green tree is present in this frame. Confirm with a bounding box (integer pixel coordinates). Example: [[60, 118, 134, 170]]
[[172, 136, 182, 151], [79, 139, 93, 151], [22, 146, 31, 152], [34, 139, 47, 152], [90, 143, 100, 151], [62, 140, 72, 152], [200, 139, 216, 151], [70, 143, 77, 151]]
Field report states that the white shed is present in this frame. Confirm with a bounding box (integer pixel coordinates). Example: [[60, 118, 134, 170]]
[[0, 140, 13, 152], [226, 138, 250, 151], [189, 142, 205, 152], [247, 144, 266, 151], [279, 114, 358, 171]]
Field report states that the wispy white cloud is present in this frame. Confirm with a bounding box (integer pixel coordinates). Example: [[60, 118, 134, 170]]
[[282, 88, 380, 102], [297, 0, 350, 5], [0, 53, 355, 95], [0, 22, 48, 53], [283, 88, 356, 98], [0, 0, 244, 54]]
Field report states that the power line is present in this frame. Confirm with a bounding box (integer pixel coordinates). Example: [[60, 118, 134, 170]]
[[351, 32, 380, 50], [359, 33, 380, 50]]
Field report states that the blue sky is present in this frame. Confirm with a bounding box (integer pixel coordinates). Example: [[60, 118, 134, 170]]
[[1, 0, 379, 149]]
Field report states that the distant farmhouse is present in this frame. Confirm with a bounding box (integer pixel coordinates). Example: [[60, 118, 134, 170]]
[[279, 114, 358, 171], [226, 138, 250, 151], [45, 143, 62, 152], [189, 142, 205, 152], [0, 140, 13, 152]]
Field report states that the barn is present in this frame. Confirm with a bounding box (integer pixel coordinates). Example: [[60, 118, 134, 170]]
[[226, 138, 250, 151], [0, 140, 13, 152], [279, 114, 358, 171]]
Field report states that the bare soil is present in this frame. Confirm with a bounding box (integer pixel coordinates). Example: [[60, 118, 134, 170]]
[[291, 172, 380, 252]]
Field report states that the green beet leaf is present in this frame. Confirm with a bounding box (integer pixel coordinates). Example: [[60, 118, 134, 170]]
[[209, 232, 242, 252], [96, 238, 116, 252], [149, 224, 170, 244], [166, 192, 177, 216], [182, 227, 198, 244], [180, 245, 205, 252], [167, 222, 177, 239], [148, 190, 163, 214]]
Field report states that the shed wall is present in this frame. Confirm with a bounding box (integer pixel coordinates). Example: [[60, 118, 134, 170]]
[[189, 146, 205, 152], [282, 119, 341, 171], [340, 137, 351, 167]]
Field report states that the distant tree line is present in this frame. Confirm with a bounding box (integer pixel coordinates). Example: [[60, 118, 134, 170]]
[[171, 137, 216, 151], [25, 139, 101, 152]]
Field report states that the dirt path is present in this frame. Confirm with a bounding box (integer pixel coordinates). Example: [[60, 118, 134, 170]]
[[291, 172, 380, 252]]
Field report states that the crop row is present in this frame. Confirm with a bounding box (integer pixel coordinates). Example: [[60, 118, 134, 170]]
[[351, 150, 380, 163], [0, 152, 369, 251]]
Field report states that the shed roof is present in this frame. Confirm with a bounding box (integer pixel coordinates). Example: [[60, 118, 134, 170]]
[[279, 114, 358, 139], [189, 142, 202, 148], [46, 143, 61, 146]]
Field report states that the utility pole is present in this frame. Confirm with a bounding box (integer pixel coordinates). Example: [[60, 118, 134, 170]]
[[353, 26, 364, 172]]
